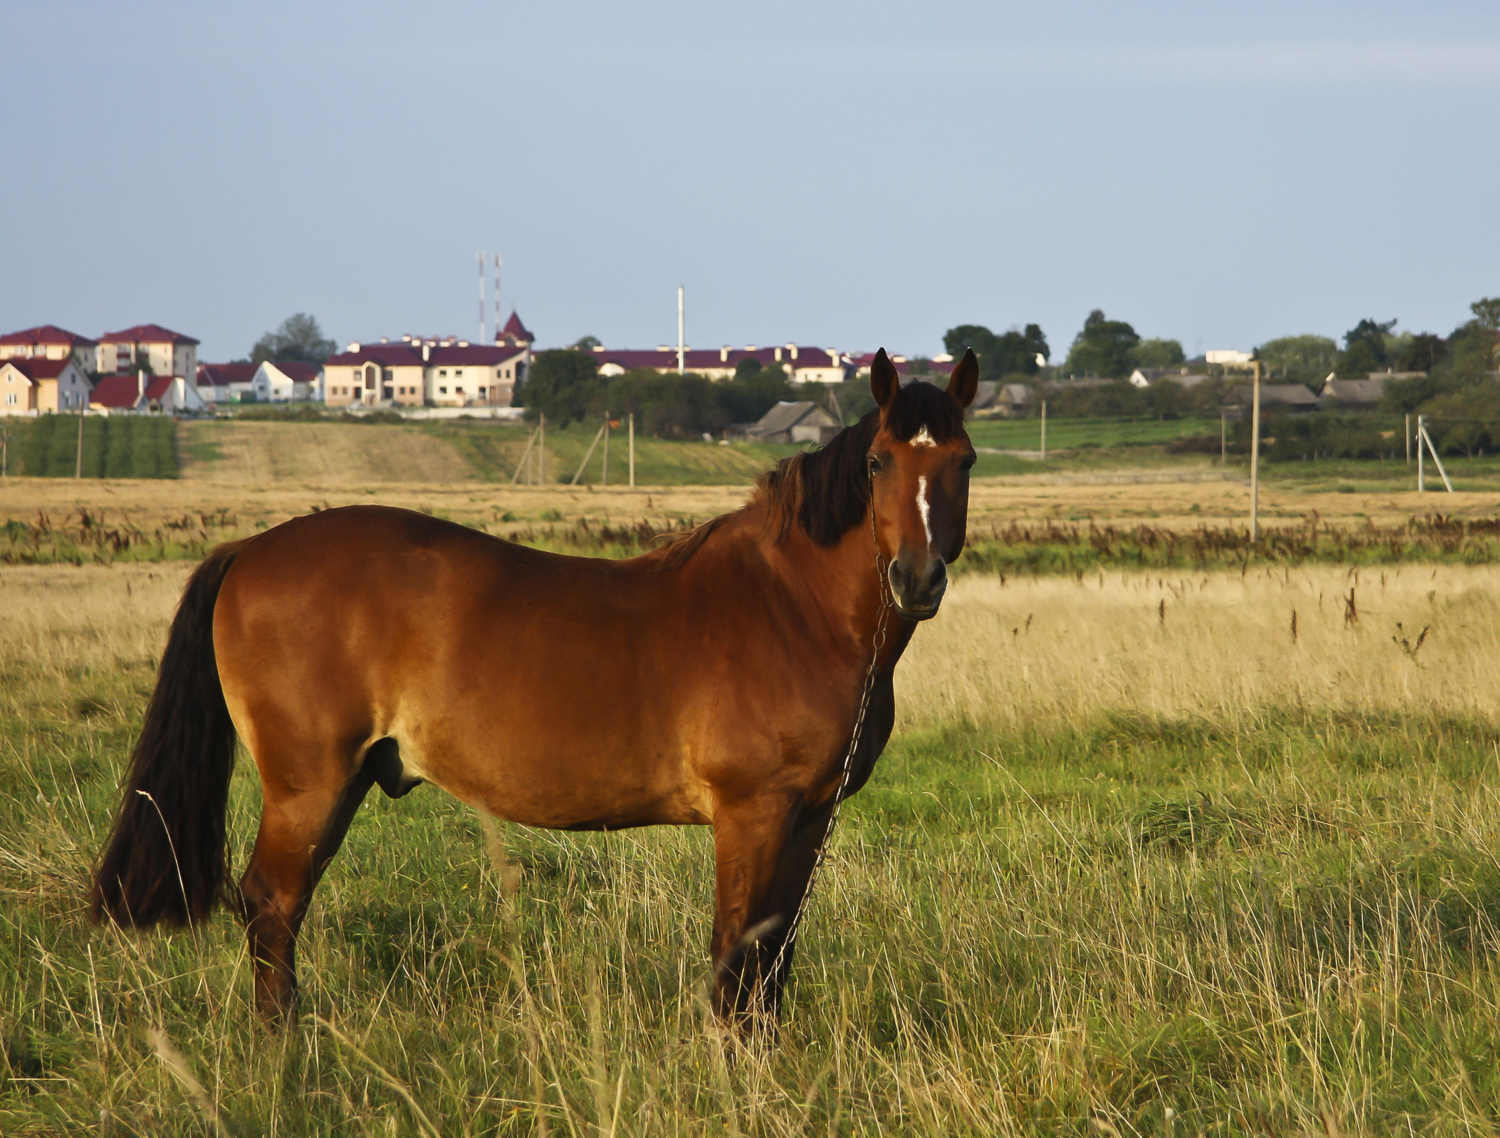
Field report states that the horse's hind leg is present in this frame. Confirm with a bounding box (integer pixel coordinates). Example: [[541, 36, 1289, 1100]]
[[239, 748, 375, 1024], [709, 796, 835, 1026]]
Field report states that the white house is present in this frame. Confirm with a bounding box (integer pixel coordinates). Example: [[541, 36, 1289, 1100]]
[[251, 360, 322, 403], [591, 344, 853, 383], [196, 362, 258, 403], [323, 335, 528, 408], [1129, 367, 1211, 388]]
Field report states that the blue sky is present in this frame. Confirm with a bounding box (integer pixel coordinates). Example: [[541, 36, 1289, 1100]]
[[2, 1, 1497, 362]]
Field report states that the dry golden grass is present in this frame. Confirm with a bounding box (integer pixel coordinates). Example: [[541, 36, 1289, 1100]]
[[901, 563, 1500, 731], [7, 472, 1499, 549]]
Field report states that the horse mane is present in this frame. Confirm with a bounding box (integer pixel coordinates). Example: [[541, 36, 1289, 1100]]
[[651, 381, 965, 568]]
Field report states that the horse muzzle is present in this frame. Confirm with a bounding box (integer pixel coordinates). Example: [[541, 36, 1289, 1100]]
[[887, 555, 947, 621]]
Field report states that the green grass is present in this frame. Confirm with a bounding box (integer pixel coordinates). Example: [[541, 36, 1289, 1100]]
[[7, 638, 1500, 1134], [424, 420, 805, 487], [13, 415, 178, 478], [967, 416, 1216, 452]]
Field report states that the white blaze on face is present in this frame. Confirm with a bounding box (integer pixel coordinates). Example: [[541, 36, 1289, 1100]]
[[910, 426, 937, 447], [916, 475, 933, 548]]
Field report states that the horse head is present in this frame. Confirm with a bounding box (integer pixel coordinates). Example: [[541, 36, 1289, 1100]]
[[865, 347, 978, 620]]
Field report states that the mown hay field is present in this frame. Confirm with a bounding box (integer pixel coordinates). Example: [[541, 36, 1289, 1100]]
[[5, 555, 1500, 1134]]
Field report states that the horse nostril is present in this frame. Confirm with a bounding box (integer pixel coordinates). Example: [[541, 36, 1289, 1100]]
[[887, 560, 907, 596], [927, 560, 947, 592]]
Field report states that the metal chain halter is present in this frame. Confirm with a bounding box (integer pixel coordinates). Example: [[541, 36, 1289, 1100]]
[[757, 467, 892, 1015]]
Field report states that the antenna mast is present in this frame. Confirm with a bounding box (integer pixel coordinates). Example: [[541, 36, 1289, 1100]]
[[477, 251, 486, 342], [677, 285, 684, 375], [493, 253, 502, 342]]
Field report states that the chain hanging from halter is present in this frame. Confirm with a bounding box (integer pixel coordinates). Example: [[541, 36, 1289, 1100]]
[[759, 469, 893, 1013]]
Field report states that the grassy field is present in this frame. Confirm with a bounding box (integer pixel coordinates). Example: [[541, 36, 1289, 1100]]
[[178, 417, 804, 488], [7, 416, 178, 478], [5, 560, 1500, 1133], [966, 415, 1215, 453]]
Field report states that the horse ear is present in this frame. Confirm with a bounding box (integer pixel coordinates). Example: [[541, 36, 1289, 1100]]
[[870, 348, 899, 409], [946, 348, 979, 408]]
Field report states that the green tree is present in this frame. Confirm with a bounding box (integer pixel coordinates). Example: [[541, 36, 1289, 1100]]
[[1257, 334, 1338, 383], [251, 313, 337, 365], [572, 335, 602, 351], [734, 357, 764, 380], [522, 349, 602, 425], [1063, 310, 1139, 378], [1131, 338, 1185, 369], [1335, 318, 1396, 377], [716, 364, 791, 423], [944, 323, 1048, 380], [1397, 332, 1446, 373]]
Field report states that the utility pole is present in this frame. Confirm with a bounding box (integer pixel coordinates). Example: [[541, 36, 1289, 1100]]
[[1250, 360, 1262, 541], [628, 412, 635, 487], [677, 285, 685, 375], [1416, 415, 1453, 493], [76, 403, 85, 479], [602, 414, 610, 487], [1, 425, 10, 477], [1220, 411, 1226, 465], [1040, 400, 1047, 460], [1418, 415, 1426, 491], [537, 412, 545, 485]]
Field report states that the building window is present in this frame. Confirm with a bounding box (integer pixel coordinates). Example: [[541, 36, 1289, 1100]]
[[5, 393, 15, 405], [439, 386, 447, 394], [439, 369, 447, 377]]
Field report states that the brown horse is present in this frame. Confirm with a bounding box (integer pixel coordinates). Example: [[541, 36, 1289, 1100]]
[[90, 348, 979, 1025]]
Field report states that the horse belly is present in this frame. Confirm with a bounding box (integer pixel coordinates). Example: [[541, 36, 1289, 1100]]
[[386, 654, 713, 831]]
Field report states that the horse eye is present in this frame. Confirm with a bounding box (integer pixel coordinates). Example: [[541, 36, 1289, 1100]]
[[867, 455, 882, 473], [960, 455, 976, 472]]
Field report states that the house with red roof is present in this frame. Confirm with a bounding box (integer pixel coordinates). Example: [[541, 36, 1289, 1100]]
[[0, 356, 93, 415], [196, 362, 259, 403], [847, 352, 960, 382], [90, 373, 207, 415], [323, 327, 530, 409], [96, 324, 199, 382], [498, 311, 534, 348], [0, 325, 100, 374], [588, 343, 854, 384], [251, 360, 323, 403]]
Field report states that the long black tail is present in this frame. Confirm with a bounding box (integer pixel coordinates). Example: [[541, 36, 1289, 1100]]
[[90, 542, 243, 928]]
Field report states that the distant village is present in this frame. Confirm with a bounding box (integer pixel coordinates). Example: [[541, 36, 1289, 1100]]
[[0, 316, 1449, 429]]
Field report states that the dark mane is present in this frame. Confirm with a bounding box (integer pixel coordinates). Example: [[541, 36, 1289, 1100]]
[[756, 380, 965, 548]]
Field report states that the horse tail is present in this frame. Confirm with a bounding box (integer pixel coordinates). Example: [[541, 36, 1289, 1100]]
[[90, 541, 243, 928]]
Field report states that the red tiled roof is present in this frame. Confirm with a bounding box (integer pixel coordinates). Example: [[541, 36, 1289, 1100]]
[[0, 357, 72, 381], [261, 360, 321, 383], [431, 344, 526, 366], [324, 344, 423, 367], [848, 352, 957, 377], [196, 362, 258, 386], [0, 324, 97, 348], [144, 376, 176, 400], [98, 323, 200, 346], [500, 311, 533, 342], [325, 343, 526, 367], [591, 346, 847, 374], [89, 374, 144, 408]]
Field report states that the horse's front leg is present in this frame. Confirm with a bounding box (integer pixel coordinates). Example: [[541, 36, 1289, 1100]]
[[709, 794, 836, 1028]]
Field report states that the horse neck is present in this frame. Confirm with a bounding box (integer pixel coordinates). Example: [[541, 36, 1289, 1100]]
[[749, 500, 900, 666]]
